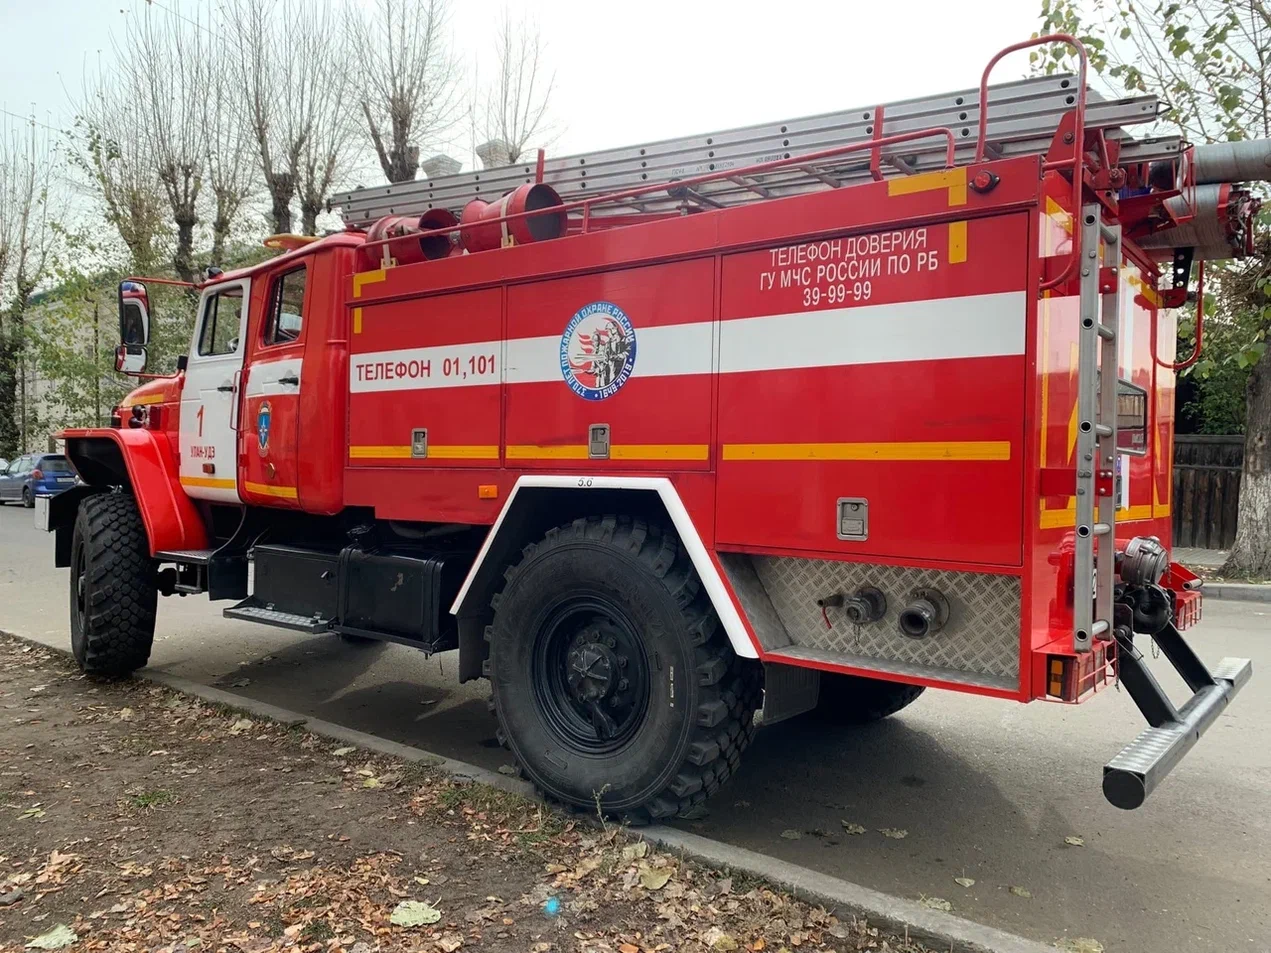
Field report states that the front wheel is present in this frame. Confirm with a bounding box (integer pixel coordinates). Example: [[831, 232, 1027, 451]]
[[486, 516, 761, 821], [70, 494, 157, 677]]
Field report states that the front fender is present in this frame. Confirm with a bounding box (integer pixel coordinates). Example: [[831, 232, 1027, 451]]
[[61, 428, 210, 556]]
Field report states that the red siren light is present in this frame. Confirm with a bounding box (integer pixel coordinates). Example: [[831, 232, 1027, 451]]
[[461, 183, 567, 254]]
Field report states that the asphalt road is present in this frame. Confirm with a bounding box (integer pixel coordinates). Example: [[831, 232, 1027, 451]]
[[1, 502, 1268, 952]]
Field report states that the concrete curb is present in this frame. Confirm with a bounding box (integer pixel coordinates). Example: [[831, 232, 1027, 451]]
[[2, 628, 1053, 953], [1202, 582, 1271, 603]]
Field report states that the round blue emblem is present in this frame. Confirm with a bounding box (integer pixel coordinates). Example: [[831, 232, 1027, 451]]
[[560, 301, 637, 401], [257, 401, 272, 455]]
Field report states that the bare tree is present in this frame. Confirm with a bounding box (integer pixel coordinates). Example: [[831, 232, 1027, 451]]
[[0, 116, 60, 455], [348, 0, 462, 183], [297, 15, 358, 235], [121, 6, 210, 282], [204, 19, 257, 262], [70, 62, 168, 272], [478, 7, 557, 166], [227, 0, 356, 234]]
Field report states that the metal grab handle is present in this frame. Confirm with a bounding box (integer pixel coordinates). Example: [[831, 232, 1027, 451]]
[[1153, 260, 1205, 372], [976, 34, 1089, 291], [278, 375, 299, 386], [216, 383, 235, 393]]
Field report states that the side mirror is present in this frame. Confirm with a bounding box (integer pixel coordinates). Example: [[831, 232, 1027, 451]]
[[115, 342, 148, 375], [118, 280, 151, 347]]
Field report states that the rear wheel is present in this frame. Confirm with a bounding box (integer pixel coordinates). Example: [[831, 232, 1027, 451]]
[[814, 672, 925, 724], [22, 487, 33, 508], [486, 516, 761, 821], [70, 494, 157, 677]]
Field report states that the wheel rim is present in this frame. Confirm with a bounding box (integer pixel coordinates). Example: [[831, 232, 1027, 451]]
[[71, 541, 87, 655], [530, 596, 651, 756]]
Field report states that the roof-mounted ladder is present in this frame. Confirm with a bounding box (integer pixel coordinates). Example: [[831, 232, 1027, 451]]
[[330, 74, 1176, 226]]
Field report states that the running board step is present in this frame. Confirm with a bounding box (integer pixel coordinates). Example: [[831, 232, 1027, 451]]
[[224, 598, 333, 634], [156, 549, 216, 565], [1104, 653, 1251, 809]]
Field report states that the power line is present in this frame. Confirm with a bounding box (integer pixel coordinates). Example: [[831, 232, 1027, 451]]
[[0, 107, 65, 134]]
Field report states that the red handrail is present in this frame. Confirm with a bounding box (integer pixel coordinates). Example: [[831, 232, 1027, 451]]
[[359, 126, 960, 256], [977, 34, 1089, 291]]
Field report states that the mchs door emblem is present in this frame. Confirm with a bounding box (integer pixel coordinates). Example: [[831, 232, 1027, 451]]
[[257, 401, 272, 455], [560, 301, 637, 400]]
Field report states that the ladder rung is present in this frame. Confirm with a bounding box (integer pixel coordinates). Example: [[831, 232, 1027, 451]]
[[1095, 423, 1114, 437], [1092, 522, 1113, 536], [1097, 324, 1116, 340], [1091, 620, 1110, 637]]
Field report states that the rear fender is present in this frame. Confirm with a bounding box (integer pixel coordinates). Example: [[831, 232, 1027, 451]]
[[450, 476, 758, 682], [60, 429, 210, 556]]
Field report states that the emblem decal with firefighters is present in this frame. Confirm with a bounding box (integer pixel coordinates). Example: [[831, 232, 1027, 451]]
[[257, 401, 272, 456], [560, 301, 637, 400]]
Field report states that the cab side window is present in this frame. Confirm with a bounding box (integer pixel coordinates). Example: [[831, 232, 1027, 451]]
[[264, 267, 307, 346], [197, 287, 245, 356]]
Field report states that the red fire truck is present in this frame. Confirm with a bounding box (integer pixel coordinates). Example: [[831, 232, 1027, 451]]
[[39, 37, 1260, 820]]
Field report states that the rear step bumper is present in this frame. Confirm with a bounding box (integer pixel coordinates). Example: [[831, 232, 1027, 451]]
[[1104, 622, 1252, 809]]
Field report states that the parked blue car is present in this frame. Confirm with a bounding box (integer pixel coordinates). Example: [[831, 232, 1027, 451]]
[[0, 453, 78, 507]]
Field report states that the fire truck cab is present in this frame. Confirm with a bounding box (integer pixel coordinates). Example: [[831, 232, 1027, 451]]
[[40, 37, 1258, 820]]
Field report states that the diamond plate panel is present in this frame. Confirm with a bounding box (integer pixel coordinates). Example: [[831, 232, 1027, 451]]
[[753, 557, 1020, 680], [718, 552, 792, 651]]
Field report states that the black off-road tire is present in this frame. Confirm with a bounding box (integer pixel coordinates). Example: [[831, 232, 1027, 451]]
[[814, 672, 925, 724], [69, 494, 158, 677], [485, 516, 762, 822], [22, 487, 33, 508]]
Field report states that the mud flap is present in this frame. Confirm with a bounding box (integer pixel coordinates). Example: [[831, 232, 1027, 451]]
[[1103, 621, 1252, 809]]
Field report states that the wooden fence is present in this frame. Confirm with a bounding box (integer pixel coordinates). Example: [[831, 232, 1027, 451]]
[[1172, 434, 1243, 550]]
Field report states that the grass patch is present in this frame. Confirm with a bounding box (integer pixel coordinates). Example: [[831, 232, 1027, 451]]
[[300, 920, 334, 942], [128, 790, 175, 810]]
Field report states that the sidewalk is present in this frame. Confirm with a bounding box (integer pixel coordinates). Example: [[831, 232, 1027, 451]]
[[0, 633, 938, 953], [1175, 547, 1271, 601]]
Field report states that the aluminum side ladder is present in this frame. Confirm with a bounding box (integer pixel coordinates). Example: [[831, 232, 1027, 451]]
[[330, 77, 1180, 226]]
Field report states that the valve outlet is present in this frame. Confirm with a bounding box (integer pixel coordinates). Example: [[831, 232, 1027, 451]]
[[898, 588, 950, 639]]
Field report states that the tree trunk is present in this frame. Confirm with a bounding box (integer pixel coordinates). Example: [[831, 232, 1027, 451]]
[[174, 216, 197, 283], [0, 333, 18, 457], [300, 201, 320, 238], [1220, 343, 1271, 578], [265, 171, 295, 234], [211, 216, 230, 266]]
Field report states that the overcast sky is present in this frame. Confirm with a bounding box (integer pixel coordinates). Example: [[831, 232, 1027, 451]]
[[2, 0, 1042, 172]]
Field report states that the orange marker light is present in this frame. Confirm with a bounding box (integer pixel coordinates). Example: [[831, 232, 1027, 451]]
[[478, 484, 498, 499]]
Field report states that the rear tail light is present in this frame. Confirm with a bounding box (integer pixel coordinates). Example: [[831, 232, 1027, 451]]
[[31, 469, 42, 481], [1046, 642, 1110, 702]]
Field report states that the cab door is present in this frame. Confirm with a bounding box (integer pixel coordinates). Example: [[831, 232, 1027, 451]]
[[241, 265, 307, 507], [179, 280, 250, 502]]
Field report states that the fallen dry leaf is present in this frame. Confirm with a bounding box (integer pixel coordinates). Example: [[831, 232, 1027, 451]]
[[954, 877, 975, 888], [1009, 885, 1032, 899], [332, 747, 355, 757], [779, 829, 802, 840], [25, 924, 78, 949], [436, 932, 463, 952], [840, 821, 866, 835], [1064, 835, 1085, 847], [390, 899, 442, 926], [638, 863, 672, 890], [1056, 939, 1104, 953], [879, 828, 908, 839], [621, 841, 648, 862], [919, 896, 952, 912]]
